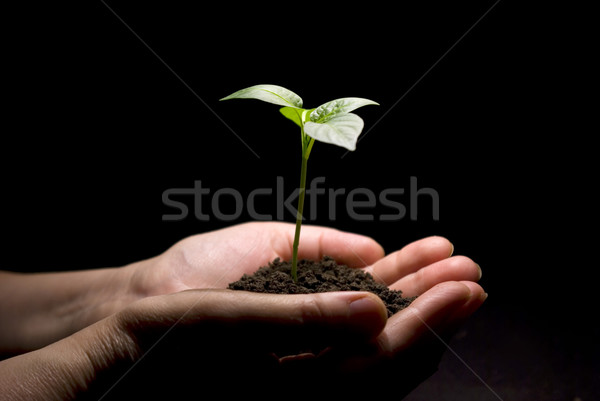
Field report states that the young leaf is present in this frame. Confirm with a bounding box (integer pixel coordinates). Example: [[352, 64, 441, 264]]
[[310, 97, 379, 124], [220, 84, 303, 108], [280, 107, 315, 128], [280, 107, 304, 128], [304, 113, 365, 151]]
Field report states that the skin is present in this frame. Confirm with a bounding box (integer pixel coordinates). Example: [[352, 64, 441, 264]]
[[0, 222, 485, 400]]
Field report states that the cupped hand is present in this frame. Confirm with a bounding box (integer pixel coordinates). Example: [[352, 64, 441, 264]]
[[129, 221, 387, 294], [131, 221, 481, 296]]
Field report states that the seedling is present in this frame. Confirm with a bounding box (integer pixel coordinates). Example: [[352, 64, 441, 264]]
[[221, 84, 378, 282]]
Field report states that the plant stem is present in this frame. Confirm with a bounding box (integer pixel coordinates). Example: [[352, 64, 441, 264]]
[[291, 154, 308, 283]]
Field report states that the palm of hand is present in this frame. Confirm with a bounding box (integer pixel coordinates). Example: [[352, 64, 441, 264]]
[[144, 223, 300, 293], [141, 221, 482, 302]]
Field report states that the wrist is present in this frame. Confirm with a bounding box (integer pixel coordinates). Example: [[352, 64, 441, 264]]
[[0, 264, 147, 356], [69, 263, 148, 333], [0, 315, 139, 401]]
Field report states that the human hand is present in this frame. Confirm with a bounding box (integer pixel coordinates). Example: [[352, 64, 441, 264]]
[[0, 287, 388, 401], [127, 221, 388, 295], [129, 221, 480, 296]]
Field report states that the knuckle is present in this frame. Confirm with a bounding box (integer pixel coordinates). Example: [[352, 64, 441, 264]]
[[298, 295, 328, 321]]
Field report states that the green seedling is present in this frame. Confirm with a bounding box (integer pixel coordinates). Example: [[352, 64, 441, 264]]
[[221, 84, 378, 282]]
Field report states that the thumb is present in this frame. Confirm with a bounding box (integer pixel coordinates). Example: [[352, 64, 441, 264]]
[[88, 289, 388, 399], [118, 289, 388, 355]]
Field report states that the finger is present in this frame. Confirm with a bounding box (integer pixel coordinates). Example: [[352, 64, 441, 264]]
[[403, 281, 487, 365], [293, 225, 385, 268], [443, 281, 487, 326], [309, 281, 478, 382], [389, 255, 482, 297], [365, 236, 454, 285], [379, 281, 474, 354], [119, 289, 388, 353]]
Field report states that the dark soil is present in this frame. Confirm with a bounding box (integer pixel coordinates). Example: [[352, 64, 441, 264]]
[[228, 256, 414, 317]]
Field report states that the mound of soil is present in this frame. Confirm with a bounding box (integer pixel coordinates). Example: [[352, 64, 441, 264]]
[[228, 256, 414, 317]]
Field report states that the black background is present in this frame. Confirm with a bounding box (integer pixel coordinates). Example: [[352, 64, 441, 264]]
[[2, 1, 597, 399]]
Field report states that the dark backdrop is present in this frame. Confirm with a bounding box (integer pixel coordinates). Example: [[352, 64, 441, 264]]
[[2, 1, 596, 399]]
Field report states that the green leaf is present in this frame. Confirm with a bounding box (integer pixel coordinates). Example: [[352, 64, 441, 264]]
[[280, 107, 316, 128], [304, 113, 365, 151], [220, 84, 303, 108], [280, 107, 304, 128], [310, 97, 378, 123]]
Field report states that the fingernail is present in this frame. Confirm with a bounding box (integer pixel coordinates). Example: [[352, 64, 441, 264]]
[[348, 295, 381, 317], [347, 294, 387, 334], [476, 263, 482, 280]]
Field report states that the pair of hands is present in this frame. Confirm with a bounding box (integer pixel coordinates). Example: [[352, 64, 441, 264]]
[[111, 222, 485, 398], [1, 222, 485, 400]]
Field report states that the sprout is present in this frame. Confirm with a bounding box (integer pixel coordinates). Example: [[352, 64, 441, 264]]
[[221, 84, 378, 281]]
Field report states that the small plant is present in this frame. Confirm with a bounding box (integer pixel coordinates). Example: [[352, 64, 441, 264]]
[[221, 84, 378, 282]]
